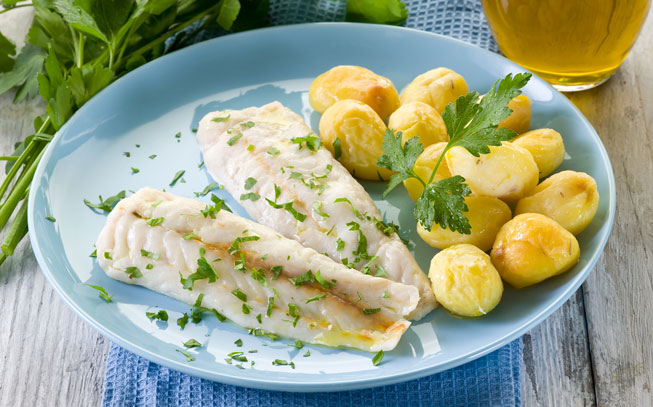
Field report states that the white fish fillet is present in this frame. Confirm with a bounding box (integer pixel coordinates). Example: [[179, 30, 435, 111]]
[[96, 188, 419, 352], [196, 101, 436, 320]]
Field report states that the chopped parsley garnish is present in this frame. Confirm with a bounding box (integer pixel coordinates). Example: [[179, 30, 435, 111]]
[[194, 182, 219, 197], [336, 238, 345, 251], [347, 221, 371, 261], [240, 192, 260, 201], [85, 284, 112, 302], [272, 359, 291, 366], [326, 225, 335, 236], [229, 351, 248, 362], [334, 197, 365, 220], [180, 255, 220, 290], [234, 338, 243, 347], [363, 308, 381, 315], [305, 293, 327, 303], [151, 200, 163, 207], [256, 313, 262, 323], [234, 253, 247, 273], [145, 310, 168, 322], [312, 201, 329, 218], [131, 167, 139, 174], [146, 310, 168, 321], [293, 340, 304, 349], [271, 266, 282, 280], [228, 235, 260, 255], [303, 350, 311, 357], [44, 215, 56, 222], [242, 303, 252, 314], [175, 132, 181, 140], [169, 170, 185, 187], [83, 190, 126, 212], [123, 152, 130, 157], [145, 263, 153, 270], [266, 296, 274, 317], [244, 177, 257, 190], [289, 270, 315, 287], [182, 232, 197, 240], [184, 339, 202, 348], [382, 290, 389, 298], [140, 249, 160, 260], [250, 268, 267, 286], [291, 133, 322, 152], [241, 121, 255, 128], [200, 194, 230, 218], [177, 313, 189, 329], [312, 164, 332, 179], [227, 133, 243, 146], [315, 270, 335, 289], [247, 144, 254, 151], [148, 154, 157, 159], [288, 303, 300, 327], [189, 293, 226, 323], [267, 147, 280, 155], [266, 184, 307, 222], [372, 350, 384, 366], [147, 217, 164, 226], [124, 267, 142, 279], [231, 288, 247, 302], [373, 217, 400, 236], [104, 251, 112, 260], [89, 248, 97, 258], [332, 138, 342, 160], [212, 114, 231, 122], [176, 349, 195, 362], [375, 265, 388, 278]]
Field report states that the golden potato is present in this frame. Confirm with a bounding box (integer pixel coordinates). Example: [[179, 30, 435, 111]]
[[403, 142, 451, 201], [319, 99, 393, 180], [309, 65, 400, 120], [512, 128, 565, 178], [418, 196, 512, 251], [388, 101, 448, 147], [491, 213, 580, 289], [428, 244, 503, 317], [400, 68, 468, 113], [515, 171, 599, 235], [498, 94, 532, 134], [445, 142, 539, 203]]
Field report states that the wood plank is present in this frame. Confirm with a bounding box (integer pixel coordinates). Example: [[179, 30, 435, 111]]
[[521, 290, 596, 406], [566, 9, 653, 407], [0, 9, 109, 407]]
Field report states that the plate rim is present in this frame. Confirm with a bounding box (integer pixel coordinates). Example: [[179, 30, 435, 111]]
[[27, 21, 617, 392]]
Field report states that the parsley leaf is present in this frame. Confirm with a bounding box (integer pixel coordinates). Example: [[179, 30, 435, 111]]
[[85, 284, 112, 302], [177, 313, 189, 329], [332, 137, 342, 160], [147, 217, 164, 226], [184, 339, 202, 348], [305, 293, 327, 303], [267, 147, 280, 155], [212, 114, 231, 122], [194, 182, 219, 197], [124, 266, 142, 278], [312, 201, 329, 218], [244, 177, 257, 190], [415, 176, 471, 233], [169, 170, 185, 186], [146, 310, 168, 321], [372, 350, 384, 366], [140, 249, 160, 260], [83, 190, 126, 212], [291, 133, 322, 152], [377, 129, 423, 198], [240, 192, 260, 201]]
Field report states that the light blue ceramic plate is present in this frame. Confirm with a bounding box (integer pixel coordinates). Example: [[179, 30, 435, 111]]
[[28, 23, 615, 392]]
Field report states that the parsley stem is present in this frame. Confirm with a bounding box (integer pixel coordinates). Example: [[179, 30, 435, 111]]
[[77, 32, 85, 68], [0, 139, 38, 202], [0, 157, 18, 161], [115, 4, 219, 72], [0, 3, 32, 14], [0, 147, 45, 230], [0, 197, 28, 258], [426, 145, 451, 185]]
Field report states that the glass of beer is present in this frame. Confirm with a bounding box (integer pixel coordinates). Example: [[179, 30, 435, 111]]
[[482, 0, 651, 91]]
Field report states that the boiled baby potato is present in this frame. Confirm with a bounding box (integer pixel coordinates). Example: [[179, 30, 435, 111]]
[[403, 142, 451, 201], [491, 213, 580, 289], [446, 142, 539, 203], [428, 244, 503, 317], [319, 99, 393, 180], [400, 68, 468, 113], [388, 101, 448, 147], [515, 171, 599, 235], [512, 128, 565, 178], [418, 196, 512, 251], [498, 94, 532, 135], [309, 65, 400, 120]]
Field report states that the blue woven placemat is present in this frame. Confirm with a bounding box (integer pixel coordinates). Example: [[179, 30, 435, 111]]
[[102, 1, 520, 406]]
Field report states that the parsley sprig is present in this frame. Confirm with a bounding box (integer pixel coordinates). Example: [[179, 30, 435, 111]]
[[378, 73, 531, 234]]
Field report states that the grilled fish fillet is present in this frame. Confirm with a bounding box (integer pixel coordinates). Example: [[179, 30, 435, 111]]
[[196, 101, 436, 320], [96, 187, 419, 352]]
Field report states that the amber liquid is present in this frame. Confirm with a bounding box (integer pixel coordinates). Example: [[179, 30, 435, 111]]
[[482, 0, 651, 90]]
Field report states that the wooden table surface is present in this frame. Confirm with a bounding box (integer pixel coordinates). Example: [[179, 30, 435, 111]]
[[0, 8, 651, 407]]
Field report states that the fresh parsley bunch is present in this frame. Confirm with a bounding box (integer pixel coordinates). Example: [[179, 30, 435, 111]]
[[378, 72, 532, 235]]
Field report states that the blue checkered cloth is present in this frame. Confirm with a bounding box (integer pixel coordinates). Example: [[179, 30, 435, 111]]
[[103, 1, 521, 406]]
